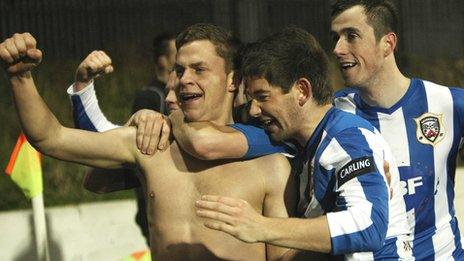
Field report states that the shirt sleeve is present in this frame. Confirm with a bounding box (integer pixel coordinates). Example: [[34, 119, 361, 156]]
[[229, 122, 296, 159], [319, 127, 389, 255], [67, 82, 120, 132]]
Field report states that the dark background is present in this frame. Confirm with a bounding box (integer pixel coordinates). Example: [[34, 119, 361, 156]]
[[2, 0, 463, 62]]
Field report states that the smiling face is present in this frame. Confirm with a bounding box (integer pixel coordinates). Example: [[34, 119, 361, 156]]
[[174, 40, 234, 123], [246, 77, 300, 142], [331, 5, 386, 88]]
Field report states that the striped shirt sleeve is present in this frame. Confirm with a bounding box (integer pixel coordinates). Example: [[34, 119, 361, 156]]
[[318, 127, 389, 255], [66, 82, 120, 132]]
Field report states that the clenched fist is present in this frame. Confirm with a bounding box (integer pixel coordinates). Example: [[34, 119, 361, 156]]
[[0, 33, 42, 76], [74, 50, 113, 91]]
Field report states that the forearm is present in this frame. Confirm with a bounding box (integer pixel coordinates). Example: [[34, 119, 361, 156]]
[[262, 215, 331, 253], [171, 111, 246, 159], [10, 73, 62, 148]]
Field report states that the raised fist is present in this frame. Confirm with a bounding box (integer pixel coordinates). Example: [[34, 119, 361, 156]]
[[75, 50, 113, 86], [0, 33, 42, 76]]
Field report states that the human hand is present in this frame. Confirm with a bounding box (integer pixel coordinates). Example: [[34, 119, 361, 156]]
[[196, 195, 267, 243], [0, 33, 42, 77], [126, 109, 171, 155], [74, 50, 113, 91]]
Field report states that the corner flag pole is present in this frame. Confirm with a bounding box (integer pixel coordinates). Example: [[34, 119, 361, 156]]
[[32, 193, 50, 261], [5, 134, 50, 261]]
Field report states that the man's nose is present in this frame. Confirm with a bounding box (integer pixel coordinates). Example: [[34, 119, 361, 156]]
[[249, 99, 262, 118]]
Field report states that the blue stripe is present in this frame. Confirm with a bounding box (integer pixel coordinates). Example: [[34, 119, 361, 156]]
[[373, 237, 399, 260], [450, 88, 464, 259], [229, 122, 291, 158], [452, 217, 464, 259], [71, 95, 98, 132]]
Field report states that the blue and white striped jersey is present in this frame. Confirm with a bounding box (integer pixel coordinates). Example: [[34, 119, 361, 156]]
[[334, 78, 464, 260], [297, 107, 410, 260]]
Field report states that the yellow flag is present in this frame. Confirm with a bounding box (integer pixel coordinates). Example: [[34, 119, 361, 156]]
[[5, 134, 43, 199]]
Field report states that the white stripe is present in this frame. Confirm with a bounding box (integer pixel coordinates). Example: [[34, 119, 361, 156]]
[[423, 81, 456, 258], [66, 82, 120, 132], [326, 176, 373, 237], [321, 138, 373, 237], [318, 134, 350, 178], [345, 251, 374, 261], [334, 93, 357, 115], [378, 107, 411, 167]]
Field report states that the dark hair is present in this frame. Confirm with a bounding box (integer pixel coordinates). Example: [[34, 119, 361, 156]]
[[241, 27, 333, 105], [176, 23, 241, 73], [153, 32, 175, 61], [331, 0, 398, 41]]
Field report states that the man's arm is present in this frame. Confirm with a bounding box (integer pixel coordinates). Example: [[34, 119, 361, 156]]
[[196, 128, 390, 255], [2, 33, 138, 169], [68, 51, 119, 132], [196, 196, 332, 253], [169, 109, 294, 160], [169, 110, 249, 159]]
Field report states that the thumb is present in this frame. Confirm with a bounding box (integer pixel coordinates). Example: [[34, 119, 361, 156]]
[[26, 48, 43, 64], [104, 65, 114, 75]]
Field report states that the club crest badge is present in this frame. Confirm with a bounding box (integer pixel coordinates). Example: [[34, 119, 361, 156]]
[[414, 112, 445, 146]]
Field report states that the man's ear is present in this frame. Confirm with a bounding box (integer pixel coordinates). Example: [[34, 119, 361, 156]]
[[383, 32, 397, 57], [227, 71, 237, 92], [157, 55, 168, 69], [294, 78, 313, 106]]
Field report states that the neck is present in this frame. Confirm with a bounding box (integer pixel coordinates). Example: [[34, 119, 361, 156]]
[[294, 103, 333, 146], [358, 59, 410, 108], [210, 96, 236, 126]]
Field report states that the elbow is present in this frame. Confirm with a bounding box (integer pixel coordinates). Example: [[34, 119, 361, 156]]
[[188, 140, 221, 160], [364, 227, 386, 251], [26, 126, 62, 157], [331, 207, 388, 254], [358, 210, 388, 252]]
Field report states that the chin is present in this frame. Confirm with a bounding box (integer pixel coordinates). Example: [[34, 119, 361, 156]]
[[183, 110, 202, 122], [269, 132, 285, 142]]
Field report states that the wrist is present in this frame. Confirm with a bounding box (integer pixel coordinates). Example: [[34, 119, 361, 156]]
[[9, 72, 33, 85], [257, 216, 275, 243], [73, 80, 92, 92]]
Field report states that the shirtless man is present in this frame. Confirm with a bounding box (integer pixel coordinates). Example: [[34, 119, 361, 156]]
[[0, 24, 295, 260]]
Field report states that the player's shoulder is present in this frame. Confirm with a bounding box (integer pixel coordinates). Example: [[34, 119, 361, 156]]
[[323, 108, 376, 138], [417, 78, 463, 93], [251, 153, 291, 173]]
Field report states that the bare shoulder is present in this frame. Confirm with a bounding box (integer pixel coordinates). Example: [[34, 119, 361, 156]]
[[251, 153, 292, 181], [252, 153, 291, 170]]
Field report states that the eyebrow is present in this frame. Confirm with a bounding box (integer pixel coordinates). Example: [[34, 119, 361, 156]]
[[190, 62, 207, 68], [250, 89, 269, 96], [342, 27, 361, 34]]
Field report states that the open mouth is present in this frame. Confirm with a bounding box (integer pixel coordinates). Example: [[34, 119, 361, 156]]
[[179, 92, 203, 102], [340, 61, 357, 70], [261, 118, 279, 131]]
